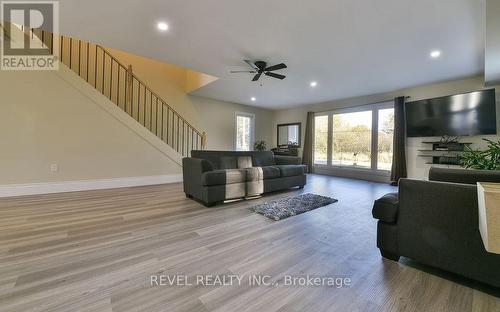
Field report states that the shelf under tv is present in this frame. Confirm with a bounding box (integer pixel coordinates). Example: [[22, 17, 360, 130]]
[[417, 150, 466, 153], [421, 142, 473, 144], [417, 141, 470, 166], [425, 162, 461, 166]]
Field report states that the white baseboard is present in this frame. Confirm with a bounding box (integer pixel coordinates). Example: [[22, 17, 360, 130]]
[[0, 175, 183, 198], [313, 166, 390, 183]]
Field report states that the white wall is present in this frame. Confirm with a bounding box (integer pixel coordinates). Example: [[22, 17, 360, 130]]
[[0, 66, 182, 186], [190, 96, 274, 150], [0, 42, 276, 191], [3, 35, 498, 187], [272, 76, 500, 179], [486, 0, 500, 86]]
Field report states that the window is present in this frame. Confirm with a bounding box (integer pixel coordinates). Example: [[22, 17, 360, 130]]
[[314, 115, 329, 165], [377, 109, 394, 170], [332, 110, 372, 168], [235, 112, 255, 151], [313, 103, 394, 172]]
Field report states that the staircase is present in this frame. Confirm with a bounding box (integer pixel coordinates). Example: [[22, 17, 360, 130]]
[[29, 28, 206, 157]]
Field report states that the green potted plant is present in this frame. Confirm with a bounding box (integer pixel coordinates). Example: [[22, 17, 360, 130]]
[[254, 140, 267, 151], [460, 139, 500, 170]]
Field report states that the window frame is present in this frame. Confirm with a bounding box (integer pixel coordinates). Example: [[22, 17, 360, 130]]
[[234, 111, 255, 151], [375, 105, 396, 171], [312, 112, 330, 166], [313, 102, 394, 175]]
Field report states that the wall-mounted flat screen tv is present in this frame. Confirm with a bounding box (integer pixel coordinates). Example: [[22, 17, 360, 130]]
[[406, 89, 497, 137]]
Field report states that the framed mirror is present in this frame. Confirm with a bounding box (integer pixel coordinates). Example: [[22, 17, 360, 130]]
[[277, 123, 301, 147]]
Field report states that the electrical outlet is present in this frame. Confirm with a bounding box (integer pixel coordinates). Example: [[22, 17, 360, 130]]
[[50, 164, 58, 172]]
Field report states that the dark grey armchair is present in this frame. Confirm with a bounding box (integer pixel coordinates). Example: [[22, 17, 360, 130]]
[[373, 167, 500, 288], [183, 151, 306, 206]]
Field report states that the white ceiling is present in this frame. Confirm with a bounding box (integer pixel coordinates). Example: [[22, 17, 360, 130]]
[[58, 0, 485, 109]]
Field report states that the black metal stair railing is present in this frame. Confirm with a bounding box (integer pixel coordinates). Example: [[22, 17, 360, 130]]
[[29, 28, 206, 157]]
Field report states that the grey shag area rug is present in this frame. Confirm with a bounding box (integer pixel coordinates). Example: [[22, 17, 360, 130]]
[[250, 193, 338, 221]]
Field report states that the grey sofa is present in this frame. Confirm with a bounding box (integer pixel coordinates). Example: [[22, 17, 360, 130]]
[[183, 150, 307, 206], [373, 167, 500, 288]]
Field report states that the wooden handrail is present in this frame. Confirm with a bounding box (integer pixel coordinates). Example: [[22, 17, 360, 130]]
[[97, 45, 203, 137], [201, 132, 207, 150], [29, 28, 206, 156]]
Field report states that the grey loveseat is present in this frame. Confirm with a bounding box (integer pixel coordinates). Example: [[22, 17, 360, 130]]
[[372, 167, 500, 288], [183, 150, 307, 206]]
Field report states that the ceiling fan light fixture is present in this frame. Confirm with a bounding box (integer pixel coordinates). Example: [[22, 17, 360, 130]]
[[232, 60, 287, 82], [310, 81, 318, 87]]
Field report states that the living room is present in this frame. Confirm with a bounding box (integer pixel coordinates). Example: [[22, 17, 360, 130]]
[[0, 0, 499, 311]]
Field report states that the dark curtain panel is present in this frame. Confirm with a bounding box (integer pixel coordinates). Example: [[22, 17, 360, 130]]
[[302, 112, 314, 173], [390, 96, 408, 185]]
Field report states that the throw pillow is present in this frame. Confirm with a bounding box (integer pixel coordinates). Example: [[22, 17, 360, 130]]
[[237, 156, 253, 168]]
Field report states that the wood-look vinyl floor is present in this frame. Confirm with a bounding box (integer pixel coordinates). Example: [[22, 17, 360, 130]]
[[0, 174, 499, 312]]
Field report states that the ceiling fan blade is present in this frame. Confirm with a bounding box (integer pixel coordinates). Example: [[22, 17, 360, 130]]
[[230, 70, 257, 73], [252, 73, 262, 81], [265, 72, 286, 80], [265, 63, 287, 72], [244, 60, 259, 70]]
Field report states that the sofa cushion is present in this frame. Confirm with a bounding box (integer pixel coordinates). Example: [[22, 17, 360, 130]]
[[261, 166, 281, 179], [372, 192, 399, 223], [252, 152, 276, 167], [245, 167, 262, 182], [201, 169, 247, 186], [237, 156, 253, 169], [275, 155, 302, 165], [219, 157, 237, 169], [245, 166, 281, 181], [275, 165, 305, 177], [191, 151, 276, 170]]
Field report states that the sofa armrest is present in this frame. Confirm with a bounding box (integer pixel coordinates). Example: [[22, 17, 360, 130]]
[[182, 157, 214, 195], [183, 157, 213, 174], [372, 193, 399, 223], [274, 155, 301, 165]]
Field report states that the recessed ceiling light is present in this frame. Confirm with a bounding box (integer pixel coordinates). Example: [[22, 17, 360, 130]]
[[157, 22, 169, 31], [430, 50, 441, 58], [251, 97, 256, 102], [310, 81, 318, 87]]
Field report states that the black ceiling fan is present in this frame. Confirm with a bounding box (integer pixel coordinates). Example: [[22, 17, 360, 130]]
[[230, 60, 287, 81]]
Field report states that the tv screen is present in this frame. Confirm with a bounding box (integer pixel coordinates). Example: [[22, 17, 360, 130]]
[[406, 89, 497, 137]]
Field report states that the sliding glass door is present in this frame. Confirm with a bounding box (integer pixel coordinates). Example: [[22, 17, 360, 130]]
[[332, 110, 372, 168], [313, 115, 329, 165], [377, 108, 395, 171], [314, 103, 394, 172]]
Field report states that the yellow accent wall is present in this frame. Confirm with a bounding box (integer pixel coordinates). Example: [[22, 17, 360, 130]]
[[185, 69, 218, 94]]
